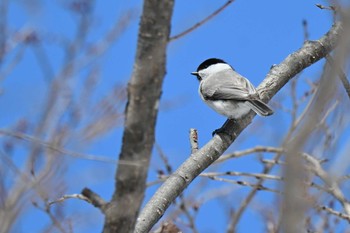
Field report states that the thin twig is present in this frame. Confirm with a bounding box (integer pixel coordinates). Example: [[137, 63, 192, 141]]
[[178, 195, 199, 233], [302, 19, 309, 41], [169, 0, 234, 42], [207, 176, 281, 194], [156, 144, 173, 174], [290, 77, 298, 125], [47, 188, 108, 213], [146, 178, 166, 187], [302, 152, 350, 215], [227, 152, 284, 232], [326, 54, 350, 100], [211, 173, 350, 225], [338, 174, 350, 181], [261, 158, 286, 166], [315, 4, 337, 21], [33, 201, 67, 233], [47, 194, 91, 206], [315, 205, 350, 223], [0, 129, 119, 164], [215, 146, 283, 164], [201, 171, 283, 181], [0, 45, 26, 82], [228, 79, 320, 232], [189, 128, 199, 154], [315, 4, 337, 11], [157, 142, 198, 232]]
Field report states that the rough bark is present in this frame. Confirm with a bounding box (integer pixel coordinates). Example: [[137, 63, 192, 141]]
[[134, 22, 342, 233], [102, 0, 174, 232]]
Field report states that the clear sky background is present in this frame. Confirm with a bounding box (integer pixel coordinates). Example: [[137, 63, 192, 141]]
[[1, 0, 346, 232]]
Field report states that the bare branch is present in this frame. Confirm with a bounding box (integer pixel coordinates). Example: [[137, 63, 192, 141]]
[[302, 153, 350, 215], [302, 20, 309, 41], [316, 4, 337, 11], [0, 0, 8, 63], [48, 194, 91, 206], [156, 144, 173, 174], [33, 201, 67, 233], [260, 158, 286, 166], [201, 171, 283, 181], [326, 54, 350, 100], [47, 188, 108, 215], [189, 128, 199, 154], [206, 176, 281, 194], [135, 22, 343, 233], [316, 205, 350, 222], [227, 151, 284, 232], [215, 146, 283, 164], [0, 129, 116, 163], [169, 0, 234, 42]]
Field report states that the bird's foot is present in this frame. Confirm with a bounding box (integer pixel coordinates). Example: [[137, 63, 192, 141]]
[[212, 127, 230, 137], [211, 127, 227, 137], [212, 119, 236, 137]]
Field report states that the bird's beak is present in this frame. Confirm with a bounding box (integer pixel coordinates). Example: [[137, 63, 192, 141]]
[[191, 72, 199, 76]]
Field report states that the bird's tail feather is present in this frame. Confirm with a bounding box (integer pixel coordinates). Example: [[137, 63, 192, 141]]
[[246, 99, 274, 116]]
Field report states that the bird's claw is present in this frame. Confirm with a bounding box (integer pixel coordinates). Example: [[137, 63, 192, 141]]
[[212, 119, 237, 137], [212, 127, 230, 137]]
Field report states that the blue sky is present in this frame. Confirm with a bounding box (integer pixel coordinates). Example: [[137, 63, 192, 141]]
[[1, 0, 346, 232]]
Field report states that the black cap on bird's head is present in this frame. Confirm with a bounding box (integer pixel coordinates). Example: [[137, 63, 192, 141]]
[[191, 58, 227, 78], [196, 58, 227, 72]]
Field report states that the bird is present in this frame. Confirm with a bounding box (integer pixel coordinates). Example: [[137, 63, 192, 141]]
[[191, 58, 273, 121]]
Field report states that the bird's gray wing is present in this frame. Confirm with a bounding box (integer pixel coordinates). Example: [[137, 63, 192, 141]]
[[201, 69, 257, 101], [206, 86, 250, 100]]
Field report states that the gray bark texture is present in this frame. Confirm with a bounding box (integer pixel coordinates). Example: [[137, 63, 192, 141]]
[[102, 0, 174, 232], [134, 22, 342, 233]]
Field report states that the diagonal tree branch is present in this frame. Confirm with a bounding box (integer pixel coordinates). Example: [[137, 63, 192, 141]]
[[0, 129, 116, 163], [101, 0, 175, 233], [169, 0, 235, 42], [135, 22, 342, 233], [325, 54, 350, 100]]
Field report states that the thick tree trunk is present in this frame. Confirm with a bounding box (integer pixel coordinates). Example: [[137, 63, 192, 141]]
[[102, 0, 174, 232]]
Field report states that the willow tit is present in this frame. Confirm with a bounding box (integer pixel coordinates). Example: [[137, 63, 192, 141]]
[[191, 58, 273, 120]]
